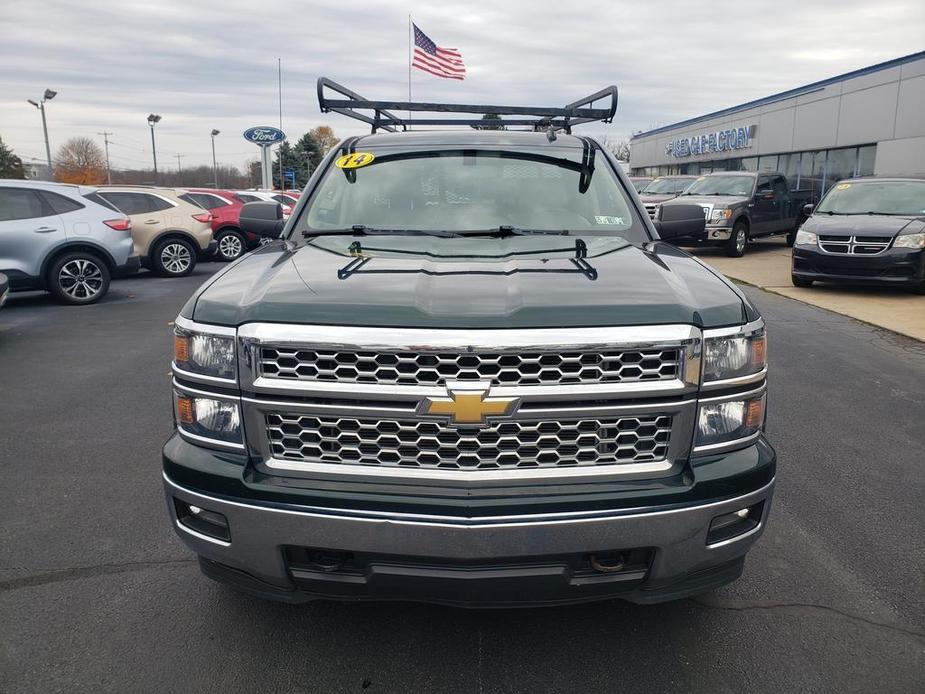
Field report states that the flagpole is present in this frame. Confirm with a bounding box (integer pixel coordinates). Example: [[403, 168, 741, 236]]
[[407, 14, 412, 127]]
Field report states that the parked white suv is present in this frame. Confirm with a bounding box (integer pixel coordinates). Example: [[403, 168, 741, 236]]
[[0, 180, 138, 305]]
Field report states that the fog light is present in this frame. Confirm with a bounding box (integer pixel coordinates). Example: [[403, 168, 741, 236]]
[[707, 502, 764, 545], [174, 498, 230, 542]]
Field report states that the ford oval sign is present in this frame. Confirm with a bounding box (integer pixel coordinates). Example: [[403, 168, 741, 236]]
[[243, 126, 286, 145]]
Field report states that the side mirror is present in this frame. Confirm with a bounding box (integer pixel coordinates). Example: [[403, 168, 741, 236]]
[[653, 203, 706, 240], [802, 203, 815, 216], [239, 201, 284, 239]]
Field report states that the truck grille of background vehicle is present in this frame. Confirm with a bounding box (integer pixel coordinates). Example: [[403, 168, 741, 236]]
[[644, 203, 658, 219], [258, 347, 682, 387], [266, 413, 672, 470]]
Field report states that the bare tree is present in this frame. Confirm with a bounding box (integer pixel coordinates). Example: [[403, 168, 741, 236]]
[[602, 136, 631, 162], [54, 137, 107, 184], [308, 125, 338, 157]]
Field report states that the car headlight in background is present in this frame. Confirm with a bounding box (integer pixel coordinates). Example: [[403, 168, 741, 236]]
[[794, 230, 818, 246], [893, 233, 925, 249], [174, 390, 242, 445], [695, 392, 766, 449], [710, 208, 732, 224], [702, 323, 766, 383], [174, 324, 236, 380]]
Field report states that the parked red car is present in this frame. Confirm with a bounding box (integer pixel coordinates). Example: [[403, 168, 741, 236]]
[[181, 189, 260, 262]]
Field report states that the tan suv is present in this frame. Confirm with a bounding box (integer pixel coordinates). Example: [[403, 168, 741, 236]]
[[97, 187, 216, 276]]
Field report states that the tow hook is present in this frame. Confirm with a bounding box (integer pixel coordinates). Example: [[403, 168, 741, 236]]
[[307, 550, 348, 572], [590, 553, 626, 573]]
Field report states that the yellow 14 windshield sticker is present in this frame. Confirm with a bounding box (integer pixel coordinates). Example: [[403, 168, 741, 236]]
[[335, 152, 375, 169], [835, 183, 851, 190]]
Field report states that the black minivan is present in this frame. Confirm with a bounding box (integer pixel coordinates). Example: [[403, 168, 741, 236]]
[[792, 177, 925, 293]]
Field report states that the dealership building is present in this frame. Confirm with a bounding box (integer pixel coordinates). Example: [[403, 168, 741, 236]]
[[630, 51, 925, 199]]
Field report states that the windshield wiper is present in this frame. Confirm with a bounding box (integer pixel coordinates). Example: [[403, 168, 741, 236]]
[[496, 225, 570, 236], [452, 226, 571, 237], [303, 225, 458, 238]]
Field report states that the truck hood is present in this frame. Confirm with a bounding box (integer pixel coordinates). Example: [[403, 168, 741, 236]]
[[671, 194, 750, 208], [185, 235, 753, 329], [638, 193, 680, 204], [802, 213, 925, 237]]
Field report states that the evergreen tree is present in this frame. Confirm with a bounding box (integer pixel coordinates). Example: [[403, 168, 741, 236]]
[[0, 136, 26, 179]]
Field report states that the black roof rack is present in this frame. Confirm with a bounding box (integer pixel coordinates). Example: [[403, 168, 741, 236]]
[[317, 77, 618, 134]]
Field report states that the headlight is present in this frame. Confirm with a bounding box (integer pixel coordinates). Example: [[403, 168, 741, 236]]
[[174, 325, 236, 380], [710, 208, 732, 224], [702, 323, 766, 383], [794, 230, 818, 246], [174, 391, 242, 444], [894, 233, 925, 249], [695, 393, 766, 449]]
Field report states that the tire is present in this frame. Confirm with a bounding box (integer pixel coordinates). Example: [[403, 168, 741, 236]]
[[47, 251, 111, 305], [215, 229, 246, 262], [791, 274, 813, 288], [725, 222, 749, 257], [152, 237, 196, 277]]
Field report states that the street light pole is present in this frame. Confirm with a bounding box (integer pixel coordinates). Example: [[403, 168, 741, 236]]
[[27, 88, 57, 175], [210, 129, 220, 188], [147, 113, 161, 183]]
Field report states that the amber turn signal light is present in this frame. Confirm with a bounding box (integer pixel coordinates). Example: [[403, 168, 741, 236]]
[[174, 334, 190, 362], [751, 335, 767, 367], [745, 398, 765, 429], [176, 396, 195, 425]]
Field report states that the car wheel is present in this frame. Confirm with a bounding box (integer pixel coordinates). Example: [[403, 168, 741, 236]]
[[47, 251, 111, 305], [791, 274, 813, 288], [215, 230, 246, 262], [726, 223, 749, 257], [153, 237, 196, 277]]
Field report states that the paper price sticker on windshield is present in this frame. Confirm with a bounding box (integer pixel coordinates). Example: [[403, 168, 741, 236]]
[[336, 152, 375, 169], [595, 216, 625, 225], [836, 183, 851, 190]]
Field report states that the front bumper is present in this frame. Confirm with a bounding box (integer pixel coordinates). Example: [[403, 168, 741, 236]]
[[792, 245, 925, 286], [163, 445, 775, 606]]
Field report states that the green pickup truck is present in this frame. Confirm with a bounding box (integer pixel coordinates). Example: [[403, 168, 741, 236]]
[[162, 81, 775, 607]]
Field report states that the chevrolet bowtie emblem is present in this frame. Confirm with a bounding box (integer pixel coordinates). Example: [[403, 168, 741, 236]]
[[419, 382, 520, 426]]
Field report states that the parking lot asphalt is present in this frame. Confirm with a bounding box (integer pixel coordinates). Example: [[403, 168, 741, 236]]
[[690, 238, 925, 341], [1, 263, 923, 693]]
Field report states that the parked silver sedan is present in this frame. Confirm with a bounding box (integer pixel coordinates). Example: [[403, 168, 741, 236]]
[[0, 180, 140, 304]]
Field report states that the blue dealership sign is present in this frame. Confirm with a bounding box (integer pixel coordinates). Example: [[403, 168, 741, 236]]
[[666, 124, 757, 158], [243, 126, 286, 145]]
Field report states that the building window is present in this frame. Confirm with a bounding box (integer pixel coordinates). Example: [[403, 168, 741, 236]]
[[825, 147, 859, 192], [757, 155, 779, 172], [740, 157, 758, 172], [858, 145, 876, 176]]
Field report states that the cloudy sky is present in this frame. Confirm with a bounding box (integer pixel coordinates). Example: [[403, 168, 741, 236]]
[[2, 0, 923, 174]]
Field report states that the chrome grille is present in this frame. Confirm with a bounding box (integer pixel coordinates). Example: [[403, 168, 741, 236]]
[[266, 413, 672, 470], [258, 348, 682, 386], [818, 235, 891, 256], [644, 203, 658, 219]]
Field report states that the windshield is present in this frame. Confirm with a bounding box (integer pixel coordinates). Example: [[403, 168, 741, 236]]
[[629, 178, 651, 192], [642, 177, 693, 195], [815, 180, 925, 215], [682, 175, 754, 197], [298, 147, 647, 242]]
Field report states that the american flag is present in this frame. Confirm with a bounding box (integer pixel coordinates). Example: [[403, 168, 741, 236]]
[[412, 24, 466, 80]]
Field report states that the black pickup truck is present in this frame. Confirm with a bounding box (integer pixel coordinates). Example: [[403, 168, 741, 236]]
[[663, 171, 812, 257], [162, 80, 775, 607]]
